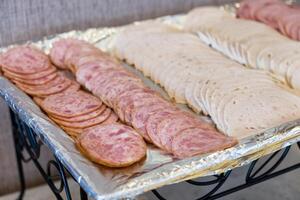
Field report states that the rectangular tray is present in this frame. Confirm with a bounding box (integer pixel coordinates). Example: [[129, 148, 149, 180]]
[[1, 2, 300, 199]]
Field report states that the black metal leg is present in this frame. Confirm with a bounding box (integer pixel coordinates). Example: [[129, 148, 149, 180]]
[[8, 109, 85, 200], [152, 144, 300, 200], [80, 187, 88, 200], [10, 109, 26, 200]]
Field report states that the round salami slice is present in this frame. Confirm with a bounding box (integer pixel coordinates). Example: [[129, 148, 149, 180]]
[[61, 125, 84, 135], [41, 90, 102, 117], [6, 72, 58, 85], [51, 104, 106, 122], [15, 74, 72, 97], [77, 123, 147, 167], [0, 46, 51, 74], [75, 54, 119, 71], [157, 115, 216, 152], [146, 109, 180, 148], [99, 78, 143, 107], [171, 128, 237, 158], [50, 38, 87, 69], [76, 65, 109, 86], [131, 102, 173, 142], [50, 108, 111, 128], [61, 81, 81, 94], [64, 44, 99, 71], [2, 65, 56, 80], [115, 88, 158, 123], [101, 111, 119, 125]]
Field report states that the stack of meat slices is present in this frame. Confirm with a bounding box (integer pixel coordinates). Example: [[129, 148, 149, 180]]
[[37, 90, 118, 138], [50, 38, 237, 158], [237, 0, 300, 41], [0, 45, 147, 168], [0, 46, 79, 98]]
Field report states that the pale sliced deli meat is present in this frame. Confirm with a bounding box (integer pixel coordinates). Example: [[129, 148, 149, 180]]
[[113, 21, 300, 139]]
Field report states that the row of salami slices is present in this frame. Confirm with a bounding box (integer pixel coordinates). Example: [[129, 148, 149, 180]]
[[237, 0, 300, 41], [49, 38, 237, 158], [0, 46, 147, 167]]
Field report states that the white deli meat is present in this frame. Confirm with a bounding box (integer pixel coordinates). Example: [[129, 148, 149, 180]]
[[113, 21, 300, 139], [184, 7, 300, 90]]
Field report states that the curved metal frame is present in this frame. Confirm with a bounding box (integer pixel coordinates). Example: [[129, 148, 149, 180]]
[[152, 143, 300, 200], [8, 108, 300, 200], [9, 109, 88, 200]]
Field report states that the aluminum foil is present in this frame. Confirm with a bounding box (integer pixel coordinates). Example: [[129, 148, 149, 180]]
[[1, 2, 300, 200]]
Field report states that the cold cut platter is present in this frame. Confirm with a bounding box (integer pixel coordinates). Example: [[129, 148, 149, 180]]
[[1, 0, 300, 199]]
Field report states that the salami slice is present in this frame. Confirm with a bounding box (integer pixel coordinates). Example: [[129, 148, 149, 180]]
[[146, 110, 180, 148], [15, 74, 72, 97], [6, 72, 57, 85], [157, 115, 216, 152], [101, 111, 119, 125], [0, 46, 51, 74], [41, 91, 102, 117], [51, 104, 106, 122], [61, 81, 81, 94], [50, 108, 111, 128], [2, 66, 56, 80], [77, 123, 147, 167], [50, 38, 87, 69], [171, 128, 237, 158], [61, 126, 84, 135], [131, 102, 173, 142]]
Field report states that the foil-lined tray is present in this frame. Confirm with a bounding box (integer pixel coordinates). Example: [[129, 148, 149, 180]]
[[1, 2, 300, 200]]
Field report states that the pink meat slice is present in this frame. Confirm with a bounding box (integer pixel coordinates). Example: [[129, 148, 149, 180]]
[[5, 71, 57, 85], [0, 46, 51, 74], [121, 91, 162, 125], [131, 102, 174, 142], [146, 109, 181, 148], [78, 123, 146, 167], [255, 4, 287, 29], [171, 128, 237, 159], [157, 115, 216, 152], [101, 79, 144, 107], [114, 88, 156, 121], [50, 38, 86, 69], [41, 90, 102, 117]]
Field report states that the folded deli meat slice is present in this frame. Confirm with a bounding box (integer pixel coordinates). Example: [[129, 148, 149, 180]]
[[49, 38, 236, 158], [77, 123, 147, 167], [113, 22, 300, 139], [184, 7, 300, 90]]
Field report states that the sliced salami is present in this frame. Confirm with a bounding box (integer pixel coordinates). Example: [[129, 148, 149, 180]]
[[50, 38, 87, 69], [15, 74, 72, 97], [131, 102, 173, 142], [171, 128, 237, 158], [157, 115, 215, 152], [3, 66, 56, 80], [0, 46, 51, 74], [6, 72, 57, 85], [51, 104, 106, 122], [50, 108, 111, 128], [146, 110, 180, 148], [41, 91, 102, 117], [101, 111, 119, 125], [77, 123, 147, 167]]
